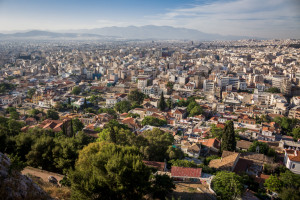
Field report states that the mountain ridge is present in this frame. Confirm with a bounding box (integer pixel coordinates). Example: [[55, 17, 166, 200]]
[[0, 25, 260, 41]]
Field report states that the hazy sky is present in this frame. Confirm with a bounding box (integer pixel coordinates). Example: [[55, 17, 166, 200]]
[[0, 0, 299, 38]]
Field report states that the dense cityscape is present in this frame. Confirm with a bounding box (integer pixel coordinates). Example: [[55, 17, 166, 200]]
[[0, 38, 300, 200]]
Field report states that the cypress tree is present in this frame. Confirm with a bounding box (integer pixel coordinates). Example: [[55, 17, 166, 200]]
[[221, 120, 236, 151], [158, 92, 167, 111]]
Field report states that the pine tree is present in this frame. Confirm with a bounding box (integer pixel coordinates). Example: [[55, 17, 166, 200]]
[[221, 120, 236, 151], [158, 92, 167, 111], [83, 98, 87, 109]]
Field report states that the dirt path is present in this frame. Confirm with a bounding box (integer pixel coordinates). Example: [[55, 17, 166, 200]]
[[22, 166, 64, 184]]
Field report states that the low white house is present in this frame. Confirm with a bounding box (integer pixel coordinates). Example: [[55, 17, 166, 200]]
[[284, 149, 300, 174]]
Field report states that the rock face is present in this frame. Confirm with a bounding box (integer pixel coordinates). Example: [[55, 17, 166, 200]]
[[0, 152, 52, 200]]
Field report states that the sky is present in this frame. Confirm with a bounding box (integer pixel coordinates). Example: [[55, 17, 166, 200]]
[[0, 0, 299, 38]]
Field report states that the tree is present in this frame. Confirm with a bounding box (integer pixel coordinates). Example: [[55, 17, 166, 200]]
[[166, 82, 174, 89], [9, 111, 19, 120], [83, 98, 87, 109], [138, 128, 174, 161], [212, 171, 244, 200], [114, 100, 132, 113], [221, 120, 236, 152], [266, 87, 280, 93], [46, 109, 59, 120], [14, 133, 37, 161], [71, 86, 81, 95], [27, 88, 36, 98], [151, 174, 175, 199], [141, 116, 167, 127], [128, 89, 145, 105], [279, 187, 300, 200], [280, 170, 300, 189], [264, 175, 282, 193], [158, 92, 167, 111], [166, 146, 184, 160], [169, 159, 198, 168], [189, 105, 203, 117], [72, 118, 84, 134], [69, 142, 152, 200], [166, 98, 173, 109], [26, 135, 56, 171], [210, 124, 223, 139], [248, 141, 269, 154], [292, 127, 300, 141]]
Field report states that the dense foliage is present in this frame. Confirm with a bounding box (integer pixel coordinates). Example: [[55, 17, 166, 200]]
[[70, 142, 175, 200], [141, 116, 167, 127], [248, 140, 276, 157], [221, 120, 236, 152], [212, 171, 244, 200]]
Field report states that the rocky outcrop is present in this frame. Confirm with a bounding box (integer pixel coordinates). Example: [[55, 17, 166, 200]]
[[0, 152, 52, 200]]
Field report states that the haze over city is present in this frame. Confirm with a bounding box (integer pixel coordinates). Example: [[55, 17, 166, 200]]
[[0, 0, 300, 38]]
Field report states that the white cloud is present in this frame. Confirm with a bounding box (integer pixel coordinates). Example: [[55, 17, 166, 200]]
[[145, 0, 300, 38]]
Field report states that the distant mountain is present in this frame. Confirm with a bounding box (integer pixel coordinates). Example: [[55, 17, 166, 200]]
[[0, 26, 257, 41], [77, 25, 249, 41], [0, 30, 116, 40]]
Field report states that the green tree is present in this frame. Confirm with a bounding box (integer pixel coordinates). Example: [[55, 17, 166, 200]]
[[166, 82, 174, 89], [280, 170, 300, 189], [189, 105, 203, 117], [221, 120, 236, 152], [267, 87, 281, 93], [46, 109, 59, 120], [27, 88, 36, 98], [169, 159, 198, 168], [10, 111, 19, 120], [114, 100, 132, 113], [141, 116, 167, 127], [264, 175, 282, 193], [279, 187, 300, 200], [72, 118, 84, 134], [210, 124, 223, 139], [166, 146, 184, 160], [292, 127, 300, 141], [166, 98, 173, 109], [128, 89, 145, 105], [8, 119, 25, 136], [26, 135, 56, 171], [69, 142, 152, 200], [14, 133, 37, 161], [212, 171, 244, 200], [138, 128, 174, 161], [151, 174, 175, 199], [158, 92, 167, 111], [71, 86, 81, 95]]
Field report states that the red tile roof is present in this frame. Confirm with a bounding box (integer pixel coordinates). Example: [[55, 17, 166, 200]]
[[171, 166, 202, 178], [143, 161, 165, 171]]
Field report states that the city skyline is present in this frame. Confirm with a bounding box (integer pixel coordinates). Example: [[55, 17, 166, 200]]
[[0, 0, 300, 39]]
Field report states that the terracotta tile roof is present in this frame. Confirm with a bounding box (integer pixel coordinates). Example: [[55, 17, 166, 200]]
[[198, 138, 220, 149], [237, 140, 252, 150], [288, 151, 300, 162], [143, 161, 165, 171], [171, 166, 202, 178], [209, 151, 239, 170]]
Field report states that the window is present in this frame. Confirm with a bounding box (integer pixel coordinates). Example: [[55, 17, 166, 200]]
[[292, 164, 295, 169]]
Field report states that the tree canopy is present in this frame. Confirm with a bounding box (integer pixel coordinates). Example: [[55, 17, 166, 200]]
[[212, 171, 244, 200], [46, 109, 59, 120], [71, 86, 81, 95], [128, 89, 145, 105], [221, 120, 236, 152], [70, 142, 152, 200], [141, 116, 167, 127]]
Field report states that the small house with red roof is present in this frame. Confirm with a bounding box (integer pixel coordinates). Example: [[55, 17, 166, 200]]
[[171, 166, 202, 182], [284, 149, 300, 174]]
